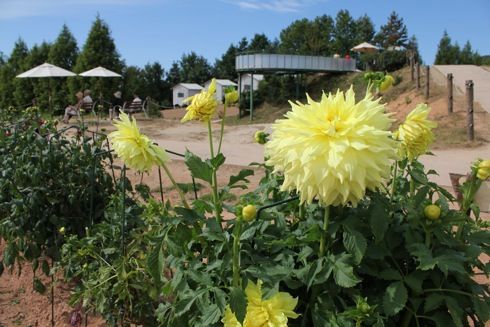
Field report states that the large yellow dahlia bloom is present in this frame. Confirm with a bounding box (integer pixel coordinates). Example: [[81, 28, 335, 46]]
[[476, 159, 490, 180], [222, 306, 242, 327], [243, 280, 298, 327], [394, 104, 437, 161], [109, 113, 169, 172], [265, 88, 398, 206], [181, 78, 218, 122]]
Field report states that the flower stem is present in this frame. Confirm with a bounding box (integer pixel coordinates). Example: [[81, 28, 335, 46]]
[[217, 104, 227, 155], [390, 161, 399, 202], [207, 120, 215, 158], [232, 217, 243, 287], [161, 162, 190, 209], [207, 120, 222, 222], [319, 206, 330, 257]]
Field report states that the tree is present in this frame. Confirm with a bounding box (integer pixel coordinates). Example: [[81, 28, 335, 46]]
[[407, 35, 421, 62], [72, 15, 123, 101], [48, 24, 79, 110], [214, 43, 238, 80], [179, 52, 212, 85], [333, 10, 356, 55], [140, 62, 170, 104], [375, 11, 408, 49], [459, 41, 481, 64], [7, 39, 33, 108], [279, 18, 312, 54], [248, 33, 274, 52], [310, 15, 335, 55], [434, 31, 460, 64], [26, 42, 52, 110], [166, 62, 181, 87], [121, 65, 142, 102], [354, 15, 375, 45]]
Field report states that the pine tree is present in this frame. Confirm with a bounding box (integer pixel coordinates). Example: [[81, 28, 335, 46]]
[[9, 39, 33, 108], [141, 62, 170, 103], [434, 31, 453, 64], [48, 24, 79, 110], [460, 41, 475, 64], [375, 11, 408, 49], [27, 42, 52, 110], [72, 15, 123, 101], [214, 43, 238, 80], [248, 34, 274, 52], [166, 62, 181, 87]]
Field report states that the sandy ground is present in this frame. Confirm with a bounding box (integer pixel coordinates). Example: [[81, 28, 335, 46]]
[[2, 84, 490, 326]]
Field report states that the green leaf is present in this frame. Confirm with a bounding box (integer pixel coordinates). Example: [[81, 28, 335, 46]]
[[472, 296, 490, 322], [199, 304, 221, 325], [210, 153, 226, 169], [445, 297, 463, 327], [185, 150, 213, 184], [404, 271, 427, 294], [424, 293, 446, 312], [343, 230, 367, 264], [369, 202, 389, 243], [229, 169, 254, 187], [329, 254, 360, 288], [33, 277, 46, 294], [379, 268, 402, 281], [229, 287, 247, 323], [383, 281, 407, 316], [430, 312, 453, 327], [305, 258, 324, 290], [147, 238, 165, 286]]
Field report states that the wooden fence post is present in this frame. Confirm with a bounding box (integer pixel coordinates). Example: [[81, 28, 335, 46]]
[[424, 66, 430, 99], [416, 63, 421, 89], [466, 80, 474, 141], [447, 73, 453, 114]]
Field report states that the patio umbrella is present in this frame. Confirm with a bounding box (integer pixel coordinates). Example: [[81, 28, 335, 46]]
[[79, 66, 122, 104], [351, 42, 380, 53], [16, 62, 76, 111], [79, 66, 122, 78]]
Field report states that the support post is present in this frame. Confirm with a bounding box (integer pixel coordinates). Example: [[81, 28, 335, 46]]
[[416, 63, 420, 89], [466, 80, 474, 141], [447, 73, 453, 114], [238, 73, 242, 117], [249, 73, 254, 122], [424, 66, 430, 100], [295, 73, 300, 99]]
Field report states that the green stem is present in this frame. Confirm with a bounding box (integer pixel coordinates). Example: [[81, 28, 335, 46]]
[[401, 309, 413, 327], [425, 229, 431, 248], [207, 119, 215, 158], [207, 120, 221, 222], [423, 288, 480, 298], [217, 103, 227, 155], [390, 161, 399, 202], [232, 217, 243, 287], [319, 207, 330, 257], [161, 162, 190, 209]]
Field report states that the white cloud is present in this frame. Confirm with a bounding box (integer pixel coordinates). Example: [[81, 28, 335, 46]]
[[227, 0, 323, 13], [0, 0, 148, 20]]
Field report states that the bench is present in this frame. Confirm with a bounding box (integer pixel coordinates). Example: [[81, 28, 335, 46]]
[[122, 98, 148, 118]]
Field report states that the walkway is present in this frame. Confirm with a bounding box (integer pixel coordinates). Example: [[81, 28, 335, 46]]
[[432, 65, 490, 113]]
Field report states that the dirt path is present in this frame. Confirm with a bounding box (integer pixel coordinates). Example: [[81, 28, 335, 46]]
[[432, 65, 490, 113]]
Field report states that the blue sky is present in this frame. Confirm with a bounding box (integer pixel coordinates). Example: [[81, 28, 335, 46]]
[[0, 0, 489, 71]]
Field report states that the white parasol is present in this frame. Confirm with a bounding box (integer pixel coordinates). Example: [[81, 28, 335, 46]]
[[351, 42, 380, 53], [79, 66, 122, 77]]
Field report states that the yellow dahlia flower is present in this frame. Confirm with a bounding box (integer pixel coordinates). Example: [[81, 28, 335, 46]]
[[222, 306, 242, 327], [109, 112, 169, 172], [395, 104, 437, 161], [243, 280, 299, 327], [379, 75, 394, 92], [476, 159, 490, 180], [181, 78, 218, 122], [265, 87, 398, 206]]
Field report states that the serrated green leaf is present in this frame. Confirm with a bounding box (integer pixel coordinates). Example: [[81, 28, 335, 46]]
[[185, 150, 213, 184], [306, 258, 324, 290], [230, 287, 247, 323], [445, 297, 463, 327], [383, 281, 407, 316], [369, 202, 389, 243], [430, 312, 453, 327], [229, 169, 254, 187], [404, 271, 427, 294], [209, 153, 225, 169], [199, 304, 221, 325], [343, 230, 367, 264], [147, 238, 164, 286], [329, 254, 360, 288]]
